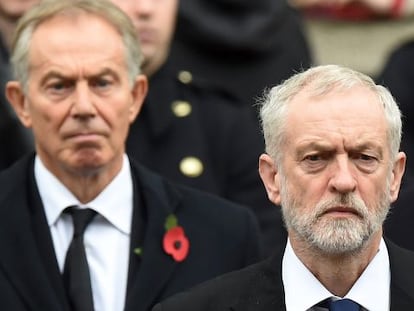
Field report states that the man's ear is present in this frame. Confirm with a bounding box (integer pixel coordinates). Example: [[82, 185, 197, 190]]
[[128, 74, 148, 123], [390, 151, 406, 203], [258, 153, 282, 205], [5, 81, 32, 128]]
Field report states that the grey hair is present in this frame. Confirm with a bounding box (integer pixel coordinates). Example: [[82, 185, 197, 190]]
[[10, 0, 143, 92], [258, 64, 402, 164]]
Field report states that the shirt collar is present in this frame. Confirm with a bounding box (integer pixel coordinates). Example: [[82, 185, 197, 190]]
[[282, 238, 390, 311], [35, 154, 133, 235]]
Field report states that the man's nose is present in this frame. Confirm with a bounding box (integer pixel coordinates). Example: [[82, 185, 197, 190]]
[[133, 0, 154, 16], [328, 157, 357, 194], [71, 82, 96, 118]]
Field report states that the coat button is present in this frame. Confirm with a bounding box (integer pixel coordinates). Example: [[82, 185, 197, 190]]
[[179, 157, 204, 178], [178, 70, 193, 84], [171, 100, 192, 117]]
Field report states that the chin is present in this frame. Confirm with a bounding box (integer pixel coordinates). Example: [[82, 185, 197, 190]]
[[68, 153, 105, 174]]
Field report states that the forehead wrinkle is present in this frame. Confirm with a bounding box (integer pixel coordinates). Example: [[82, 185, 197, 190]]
[[28, 12, 127, 74], [37, 66, 121, 86], [343, 136, 385, 156], [294, 126, 385, 154], [29, 40, 127, 76]]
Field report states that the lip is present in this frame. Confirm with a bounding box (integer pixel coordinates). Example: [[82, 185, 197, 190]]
[[64, 132, 103, 143], [138, 28, 155, 43], [323, 206, 360, 217]]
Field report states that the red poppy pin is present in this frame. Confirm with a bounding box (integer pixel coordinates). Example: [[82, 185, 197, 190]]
[[163, 214, 189, 262]]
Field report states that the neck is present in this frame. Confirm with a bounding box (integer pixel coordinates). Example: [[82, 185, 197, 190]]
[[290, 231, 382, 297], [41, 155, 124, 204]]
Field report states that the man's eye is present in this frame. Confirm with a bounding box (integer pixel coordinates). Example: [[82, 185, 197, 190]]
[[46, 81, 72, 94], [92, 78, 112, 88], [300, 152, 330, 173], [50, 82, 67, 90], [305, 154, 321, 162], [359, 154, 375, 161], [353, 153, 379, 173], [356, 153, 378, 166]]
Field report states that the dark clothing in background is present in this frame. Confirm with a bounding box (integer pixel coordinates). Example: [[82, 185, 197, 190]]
[[169, 0, 312, 108], [126, 63, 287, 258], [377, 40, 414, 187], [0, 36, 34, 170], [377, 42, 414, 252], [0, 154, 261, 311], [385, 184, 414, 252]]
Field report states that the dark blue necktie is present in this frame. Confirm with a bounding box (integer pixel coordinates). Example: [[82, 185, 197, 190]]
[[329, 299, 360, 311], [63, 207, 97, 311]]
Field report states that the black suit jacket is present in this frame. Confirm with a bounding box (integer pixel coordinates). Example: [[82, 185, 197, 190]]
[[0, 154, 261, 310], [170, 0, 311, 107], [376, 40, 414, 187], [153, 240, 414, 310], [384, 183, 414, 252]]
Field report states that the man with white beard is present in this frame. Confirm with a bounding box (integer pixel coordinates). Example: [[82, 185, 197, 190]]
[[153, 64, 414, 311]]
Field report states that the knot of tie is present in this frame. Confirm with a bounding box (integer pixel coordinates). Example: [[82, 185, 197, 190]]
[[329, 298, 361, 311], [65, 207, 97, 238]]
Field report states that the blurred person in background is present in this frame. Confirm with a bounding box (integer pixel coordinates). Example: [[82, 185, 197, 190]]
[[112, 0, 287, 257], [376, 39, 414, 252], [377, 39, 414, 187], [0, 0, 36, 170], [168, 0, 312, 111]]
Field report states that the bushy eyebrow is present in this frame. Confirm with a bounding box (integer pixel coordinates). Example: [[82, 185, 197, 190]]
[[295, 141, 332, 155], [39, 68, 118, 85], [295, 140, 383, 158], [347, 142, 384, 159]]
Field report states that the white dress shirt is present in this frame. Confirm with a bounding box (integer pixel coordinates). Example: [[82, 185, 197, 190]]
[[282, 238, 390, 311], [35, 154, 133, 311]]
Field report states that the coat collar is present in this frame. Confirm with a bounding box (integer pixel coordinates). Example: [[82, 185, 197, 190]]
[[0, 154, 66, 310], [124, 160, 183, 311], [229, 246, 286, 311], [387, 239, 414, 309]]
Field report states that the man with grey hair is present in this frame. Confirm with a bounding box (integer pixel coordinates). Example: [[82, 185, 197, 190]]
[[0, 0, 262, 310], [153, 64, 414, 311]]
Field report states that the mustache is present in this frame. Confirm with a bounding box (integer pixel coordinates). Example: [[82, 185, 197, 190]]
[[314, 194, 369, 219]]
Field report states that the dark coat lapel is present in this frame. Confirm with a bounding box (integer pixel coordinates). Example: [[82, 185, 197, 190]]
[[0, 155, 65, 310], [230, 247, 286, 311], [125, 163, 182, 311], [387, 239, 414, 310]]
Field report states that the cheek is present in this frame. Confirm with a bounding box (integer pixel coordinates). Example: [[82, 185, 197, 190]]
[[359, 173, 389, 203], [289, 171, 322, 195], [29, 106, 58, 130], [30, 103, 75, 144], [159, 7, 177, 41], [102, 103, 133, 133]]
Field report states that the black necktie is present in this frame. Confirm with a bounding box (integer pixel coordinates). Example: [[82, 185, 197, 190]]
[[329, 299, 360, 311], [63, 207, 97, 311]]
